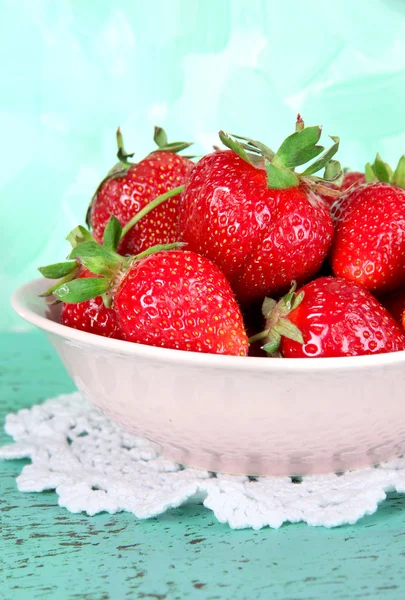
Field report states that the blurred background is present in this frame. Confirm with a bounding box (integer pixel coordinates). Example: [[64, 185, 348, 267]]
[[2, 0, 405, 329]]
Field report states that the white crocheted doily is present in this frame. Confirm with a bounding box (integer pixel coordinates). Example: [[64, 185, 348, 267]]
[[1, 392, 405, 530]]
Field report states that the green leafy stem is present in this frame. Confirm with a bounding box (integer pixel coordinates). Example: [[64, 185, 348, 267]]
[[219, 118, 342, 190]]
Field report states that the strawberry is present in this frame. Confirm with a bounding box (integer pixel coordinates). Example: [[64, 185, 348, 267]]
[[60, 268, 122, 338], [113, 251, 248, 355], [341, 170, 365, 191], [178, 118, 340, 305], [44, 235, 248, 356], [39, 225, 124, 339], [88, 127, 194, 256], [333, 153, 404, 198], [318, 170, 366, 207], [324, 152, 405, 208], [254, 277, 405, 358], [330, 181, 405, 293]]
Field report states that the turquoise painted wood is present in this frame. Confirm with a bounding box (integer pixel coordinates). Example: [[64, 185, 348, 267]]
[[1, 332, 405, 599]]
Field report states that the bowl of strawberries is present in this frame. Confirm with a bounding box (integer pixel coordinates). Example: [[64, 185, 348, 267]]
[[12, 121, 405, 476]]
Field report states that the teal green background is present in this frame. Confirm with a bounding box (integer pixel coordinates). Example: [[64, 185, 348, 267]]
[[2, 0, 405, 330]]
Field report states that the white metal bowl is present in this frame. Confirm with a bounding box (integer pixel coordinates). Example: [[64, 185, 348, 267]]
[[11, 278, 405, 476]]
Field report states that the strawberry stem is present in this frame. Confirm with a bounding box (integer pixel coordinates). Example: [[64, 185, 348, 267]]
[[248, 330, 269, 344], [296, 114, 304, 132], [120, 185, 185, 240], [248, 284, 306, 354], [132, 242, 185, 262], [116, 127, 135, 164]]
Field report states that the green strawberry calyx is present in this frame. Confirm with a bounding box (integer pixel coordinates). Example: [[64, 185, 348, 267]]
[[218, 115, 343, 193], [248, 282, 305, 356], [115, 126, 135, 164], [40, 186, 186, 306], [116, 125, 193, 166], [153, 126, 193, 155], [39, 231, 183, 307], [365, 153, 405, 189], [86, 126, 193, 227]]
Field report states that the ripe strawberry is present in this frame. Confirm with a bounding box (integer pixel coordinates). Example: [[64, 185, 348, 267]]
[[333, 152, 404, 199], [47, 240, 248, 356], [39, 226, 124, 339], [178, 119, 340, 305], [330, 182, 405, 293], [60, 269, 122, 338], [318, 170, 365, 207], [324, 152, 405, 208], [255, 277, 405, 358], [341, 170, 365, 191], [113, 251, 248, 355], [88, 127, 194, 256]]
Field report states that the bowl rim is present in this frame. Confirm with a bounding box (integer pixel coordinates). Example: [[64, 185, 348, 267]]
[[11, 277, 405, 372]]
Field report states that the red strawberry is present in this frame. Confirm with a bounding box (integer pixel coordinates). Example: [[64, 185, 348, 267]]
[[178, 120, 339, 305], [60, 269, 122, 339], [257, 277, 405, 358], [330, 182, 405, 293], [114, 250, 248, 355], [324, 152, 405, 208], [39, 227, 124, 339], [49, 241, 248, 357], [321, 153, 405, 209], [318, 170, 365, 207], [88, 127, 194, 256], [341, 170, 365, 191]]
